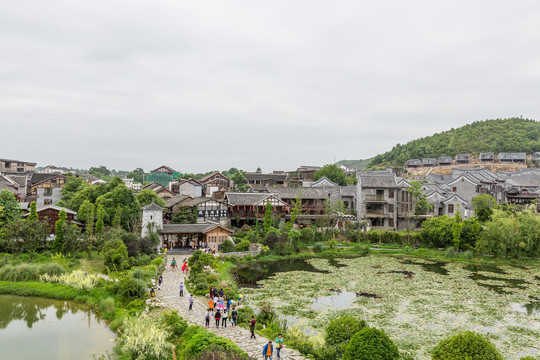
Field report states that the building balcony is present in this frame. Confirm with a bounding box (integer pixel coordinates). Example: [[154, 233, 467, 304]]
[[365, 211, 388, 218], [365, 195, 387, 202]]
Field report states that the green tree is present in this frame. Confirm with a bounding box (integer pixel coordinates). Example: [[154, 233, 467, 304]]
[[3, 219, 50, 258], [231, 171, 248, 191], [95, 204, 105, 251], [343, 328, 400, 360], [88, 165, 111, 179], [472, 194, 497, 222], [103, 238, 129, 271], [0, 190, 22, 226], [431, 331, 503, 360], [283, 196, 301, 233], [263, 200, 273, 234], [95, 180, 140, 231], [85, 205, 95, 258], [53, 210, 67, 253], [171, 206, 197, 224], [63, 224, 83, 257], [126, 168, 145, 184], [77, 199, 92, 224], [136, 189, 166, 207], [325, 315, 368, 349], [28, 201, 38, 221], [112, 205, 122, 229], [313, 164, 348, 186], [407, 181, 432, 216]]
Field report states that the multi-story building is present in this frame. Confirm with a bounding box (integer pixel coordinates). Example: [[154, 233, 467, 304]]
[[357, 171, 401, 229], [28, 174, 67, 207], [0, 158, 36, 175]]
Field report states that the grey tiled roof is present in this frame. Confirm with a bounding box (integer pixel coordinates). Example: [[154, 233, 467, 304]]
[[142, 202, 164, 211], [30, 173, 59, 186], [358, 172, 397, 188], [226, 192, 283, 206], [266, 186, 329, 200], [161, 223, 232, 234], [165, 194, 192, 208]]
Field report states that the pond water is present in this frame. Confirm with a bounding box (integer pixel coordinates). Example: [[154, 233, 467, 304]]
[[0, 295, 116, 360]]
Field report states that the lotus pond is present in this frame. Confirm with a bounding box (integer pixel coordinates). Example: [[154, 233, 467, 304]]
[[235, 255, 540, 359]]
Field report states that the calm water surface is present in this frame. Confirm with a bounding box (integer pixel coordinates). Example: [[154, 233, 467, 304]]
[[0, 295, 116, 360]]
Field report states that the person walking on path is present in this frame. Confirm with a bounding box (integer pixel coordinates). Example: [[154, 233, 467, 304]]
[[158, 274, 163, 288], [262, 341, 274, 360], [179, 282, 184, 297], [214, 310, 222, 328], [208, 298, 215, 314], [188, 295, 194, 310], [204, 309, 211, 328], [219, 288, 224, 297], [249, 316, 256, 339], [275, 334, 284, 359], [226, 296, 231, 313], [221, 310, 228, 327], [231, 307, 238, 327], [171, 257, 177, 270]]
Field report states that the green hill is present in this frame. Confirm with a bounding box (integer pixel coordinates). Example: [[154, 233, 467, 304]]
[[335, 158, 373, 171], [368, 117, 540, 168]]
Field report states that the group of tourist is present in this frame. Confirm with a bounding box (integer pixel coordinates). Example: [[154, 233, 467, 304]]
[[262, 335, 285, 360]]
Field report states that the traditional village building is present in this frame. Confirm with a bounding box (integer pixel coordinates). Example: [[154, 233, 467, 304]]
[[405, 159, 421, 168], [169, 178, 203, 198], [160, 223, 233, 250], [245, 172, 287, 187], [480, 152, 495, 162], [179, 197, 229, 225], [226, 193, 287, 226], [0, 158, 36, 175], [286, 165, 321, 185], [199, 172, 231, 197], [23, 205, 77, 234], [339, 164, 358, 176], [0, 174, 27, 201], [438, 156, 453, 166], [421, 158, 436, 167], [37, 165, 71, 174], [501, 174, 540, 205], [266, 186, 328, 222], [306, 176, 338, 188], [141, 202, 163, 239], [498, 152, 526, 164], [357, 171, 400, 229], [147, 165, 179, 187], [455, 154, 470, 164], [534, 152, 540, 165], [122, 178, 141, 192], [164, 194, 193, 217], [29, 174, 67, 207]]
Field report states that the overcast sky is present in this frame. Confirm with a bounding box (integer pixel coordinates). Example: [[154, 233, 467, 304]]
[[1, 1, 540, 173]]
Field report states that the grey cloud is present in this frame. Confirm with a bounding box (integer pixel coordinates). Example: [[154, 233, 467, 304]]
[[1, 0, 539, 172]]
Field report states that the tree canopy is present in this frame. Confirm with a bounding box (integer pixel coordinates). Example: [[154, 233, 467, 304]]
[[314, 164, 349, 186], [0, 190, 22, 227], [136, 189, 166, 208]]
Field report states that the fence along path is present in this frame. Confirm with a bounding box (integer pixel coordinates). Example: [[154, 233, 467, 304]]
[[156, 255, 306, 360]]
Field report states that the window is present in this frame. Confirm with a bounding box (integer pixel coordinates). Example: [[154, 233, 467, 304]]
[[5, 162, 11, 168], [448, 204, 454, 213], [44, 188, 53, 196], [17, 168, 24, 172], [150, 215, 153, 220], [44, 199, 53, 205], [452, 187, 457, 192], [388, 219, 394, 227], [388, 204, 394, 213], [388, 189, 394, 198]]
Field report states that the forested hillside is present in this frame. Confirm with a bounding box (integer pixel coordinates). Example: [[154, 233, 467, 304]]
[[369, 118, 540, 168]]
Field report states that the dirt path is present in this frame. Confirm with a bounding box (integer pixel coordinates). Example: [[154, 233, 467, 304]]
[[156, 255, 306, 360]]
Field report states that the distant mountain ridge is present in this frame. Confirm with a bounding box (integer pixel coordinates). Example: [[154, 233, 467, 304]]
[[368, 117, 540, 168]]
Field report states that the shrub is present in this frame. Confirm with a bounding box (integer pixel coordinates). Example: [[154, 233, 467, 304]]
[[162, 311, 188, 340], [206, 273, 220, 285], [0, 263, 66, 282], [220, 239, 234, 253], [236, 305, 255, 325], [300, 228, 315, 243], [99, 297, 116, 313], [116, 276, 147, 301], [313, 242, 324, 253], [325, 315, 368, 347], [431, 331, 503, 360], [40, 270, 101, 290], [343, 327, 400, 360], [444, 246, 457, 258], [235, 240, 251, 252], [103, 239, 128, 270], [184, 330, 244, 359], [126, 241, 140, 258]]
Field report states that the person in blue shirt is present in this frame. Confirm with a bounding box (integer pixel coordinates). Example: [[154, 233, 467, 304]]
[[262, 341, 274, 360]]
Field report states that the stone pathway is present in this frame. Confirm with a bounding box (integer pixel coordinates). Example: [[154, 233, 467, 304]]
[[156, 255, 306, 360]]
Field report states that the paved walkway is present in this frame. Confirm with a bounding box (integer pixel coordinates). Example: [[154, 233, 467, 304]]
[[156, 255, 306, 360]]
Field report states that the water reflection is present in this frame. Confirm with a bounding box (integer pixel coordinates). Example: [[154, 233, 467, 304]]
[[0, 295, 115, 360]]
